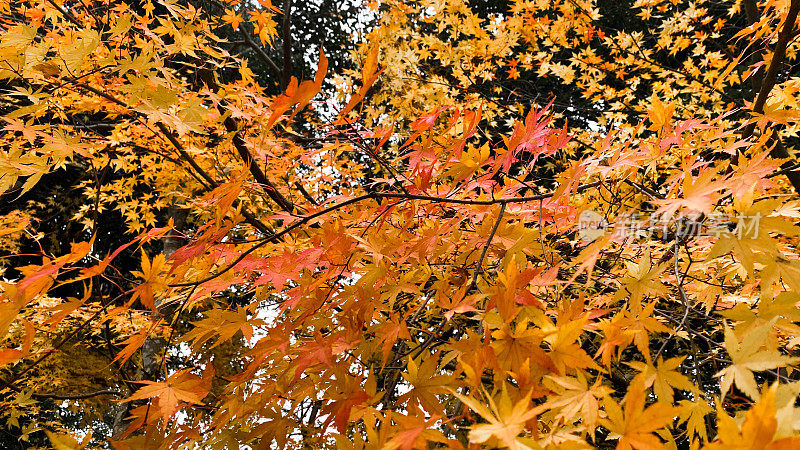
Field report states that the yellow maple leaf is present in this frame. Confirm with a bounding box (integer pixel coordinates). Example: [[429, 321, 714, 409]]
[[707, 383, 800, 449], [628, 356, 696, 403], [647, 94, 675, 131], [600, 380, 679, 450], [453, 387, 545, 450], [131, 251, 168, 310], [398, 353, 455, 416], [715, 322, 800, 400], [542, 373, 612, 434], [46, 430, 90, 450], [221, 9, 243, 30], [125, 368, 211, 421]]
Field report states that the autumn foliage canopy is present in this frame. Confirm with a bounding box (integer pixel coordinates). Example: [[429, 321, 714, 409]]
[[4, 0, 800, 448]]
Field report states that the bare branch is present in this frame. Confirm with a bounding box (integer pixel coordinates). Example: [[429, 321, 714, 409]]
[[281, 0, 293, 89], [32, 389, 121, 400], [739, 0, 800, 193], [197, 69, 296, 213], [168, 181, 601, 288], [742, 0, 800, 139], [241, 29, 283, 78]]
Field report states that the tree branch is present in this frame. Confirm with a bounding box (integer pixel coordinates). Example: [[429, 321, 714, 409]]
[[32, 389, 121, 400], [242, 29, 283, 79], [281, 0, 293, 89], [739, 0, 800, 193], [466, 202, 506, 294], [45, 0, 80, 26], [73, 82, 275, 235], [168, 181, 601, 288], [742, 0, 800, 139], [197, 69, 296, 213], [294, 181, 319, 206], [743, 0, 766, 90]]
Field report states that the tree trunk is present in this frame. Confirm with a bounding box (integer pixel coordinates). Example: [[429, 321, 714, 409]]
[[110, 203, 188, 439]]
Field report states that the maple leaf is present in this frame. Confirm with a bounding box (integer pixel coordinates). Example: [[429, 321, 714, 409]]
[[184, 307, 262, 350], [221, 9, 243, 29], [706, 200, 792, 277], [597, 302, 672, 364], [600, 380, 680, 450], [615, 252, 666, 311], [491, 321, 554, 373], [727, 149, 780, 199], [131, 251, 168, 310], [655, 167, 725, 218], [125, 368, 212, 422], [265, 48, 328, 128], [716, 322, 800, 400], [383, 407, 450, 450], [707, 383, 800, 449], [249, 10, 277, 44], [112, 331, 150, 366], [628, 356, 696, 403], [545, 316, 600, 374], [0, 319, 33, 367], [542, 373, 612, 433], [46, 430, 90, 450], [647, 95, 676, 131], [320, 371, 371, 433], [454, 387, 545, 450], [398, 354, 455, 416], [491, 255, 546, 317], [758, 254, 800, 295], [677, 398, 713, 443], [16, 241, 91, 297], [335, 40, 383, 123]]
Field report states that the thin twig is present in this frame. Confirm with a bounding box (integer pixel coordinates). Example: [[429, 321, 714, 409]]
[[466, 203, 506, 294], [168, 182, 600, 288], [654, 241, 691, 361]]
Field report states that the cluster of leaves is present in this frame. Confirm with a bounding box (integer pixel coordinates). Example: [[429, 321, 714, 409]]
[[3, 0, 800, 448]]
